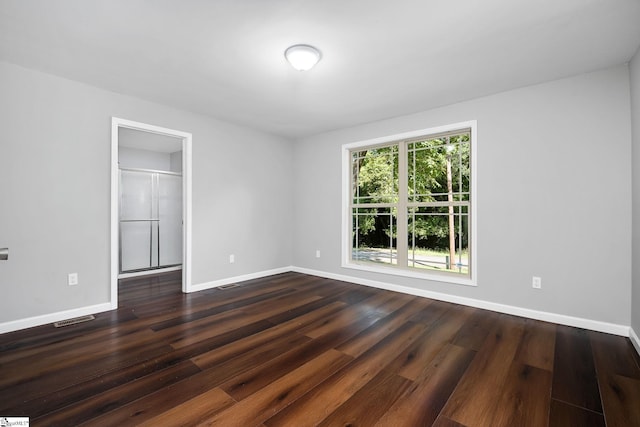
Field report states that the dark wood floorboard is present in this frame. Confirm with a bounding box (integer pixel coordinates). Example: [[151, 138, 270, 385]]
[[0, 271, 639, 426], [552, 325, 603, 413]]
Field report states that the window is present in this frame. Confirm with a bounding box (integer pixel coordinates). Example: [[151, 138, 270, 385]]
[[342, 121, 477, 286]]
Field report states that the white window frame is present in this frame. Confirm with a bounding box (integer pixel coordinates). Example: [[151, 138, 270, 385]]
[[341, 120, 477, 286]]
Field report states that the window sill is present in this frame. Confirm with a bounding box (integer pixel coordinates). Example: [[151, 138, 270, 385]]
[[341, 261, 477, 287]]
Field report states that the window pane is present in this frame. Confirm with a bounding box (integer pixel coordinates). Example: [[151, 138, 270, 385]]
[[352, 145, 398, 204], [407, 134, 470, 204], [407, 206, 469, 275], [352, 207, 397, 266]]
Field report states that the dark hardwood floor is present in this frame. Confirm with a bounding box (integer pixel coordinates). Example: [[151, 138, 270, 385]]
[[1, 271, 639, 426]]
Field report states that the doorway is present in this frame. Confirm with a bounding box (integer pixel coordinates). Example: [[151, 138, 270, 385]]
[[110, 118, 192, 309], [118, 130, 182, 276]]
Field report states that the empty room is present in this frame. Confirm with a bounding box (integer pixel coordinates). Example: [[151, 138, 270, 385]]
[[1, 1, 640, 426]]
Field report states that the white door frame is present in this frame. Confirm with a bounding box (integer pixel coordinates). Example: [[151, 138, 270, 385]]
[[110, 117, 193, 308]]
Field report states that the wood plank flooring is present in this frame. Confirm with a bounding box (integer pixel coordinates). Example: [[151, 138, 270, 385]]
[[1, 271, 639, 426]]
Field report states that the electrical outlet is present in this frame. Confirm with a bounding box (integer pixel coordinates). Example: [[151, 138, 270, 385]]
[[532, 276, 542, 289], [68, 273, 78, 286], [315, 250, 321, 258], [229, 254, 235, 264]]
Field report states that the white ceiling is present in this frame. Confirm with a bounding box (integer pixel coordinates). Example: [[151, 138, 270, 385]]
[[1, 0, 639, 139]]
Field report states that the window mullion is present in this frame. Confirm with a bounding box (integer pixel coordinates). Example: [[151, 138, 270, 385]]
[[396, 142, 408, 267]]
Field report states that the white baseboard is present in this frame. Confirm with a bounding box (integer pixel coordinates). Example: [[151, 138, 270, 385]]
[[189, 266, 293, 293], [0, 267, 291, 334], [630, 327, 640, 356], [2, 266, 633, 340], [0, 302, 113, 335], [291, 266, 630, 337], [118, 265, 182, 279]]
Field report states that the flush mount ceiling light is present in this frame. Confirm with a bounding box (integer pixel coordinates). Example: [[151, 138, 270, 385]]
[[284, 44, 321, 71]]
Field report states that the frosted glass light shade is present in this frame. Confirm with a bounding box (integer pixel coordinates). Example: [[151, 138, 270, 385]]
[[285, 44, 321, 71]]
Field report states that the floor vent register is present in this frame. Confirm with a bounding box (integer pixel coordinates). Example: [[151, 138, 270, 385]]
[[54, 314, 96, 328]]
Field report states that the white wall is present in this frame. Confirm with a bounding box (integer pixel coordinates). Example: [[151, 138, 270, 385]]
[[0, 61, 293, 325], [631, 49, 640, 340], [170, 151, 183, 173], [293, 65, 632, 328], [119, 146, 171, 171], [0, 58, 634, 334]]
